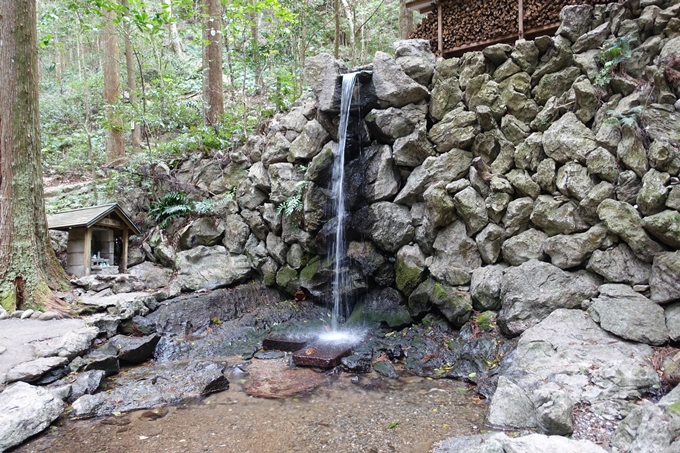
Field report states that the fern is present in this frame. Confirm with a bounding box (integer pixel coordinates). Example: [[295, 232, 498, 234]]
[[277, 194, 303, 217], [149, 192, 193, 228], [595, 35, 634, 87], [194, 199, 215, 214]]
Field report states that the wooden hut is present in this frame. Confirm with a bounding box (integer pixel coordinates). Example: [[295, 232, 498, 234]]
[[47, 204, 141, 277], [407, 0, 611, 57]]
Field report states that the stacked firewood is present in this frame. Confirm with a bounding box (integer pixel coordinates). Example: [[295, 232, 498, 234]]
[[410, 0, 611, 52]]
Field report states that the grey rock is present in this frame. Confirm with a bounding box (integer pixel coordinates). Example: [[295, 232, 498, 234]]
[[373, 51, 429, 108], [223, 214, 250, 255], [363, 144, 400, 203], [579, 182, 615, 225], [597, 199, 665, 263], [650, 251, 680, 303], [242, 209, 269, 242], [638, 169, 670, 216], [641, 105, 680, 147], [429, 221, 482, 286], [535, 388, 574, 435], [262, 132, 291, 166], [408, 278, 435, 318], [573, 49, 601, 81], [470, 265, 505, 311], [500, 114, 529, 146], [505, 169, 541, 199], [668, 187, 680, 211], [531, 36, 574, 85], [501, 229, 548, 266], [71, 360, 229, 418], [365, 104, 425, 144], [428, 108, 480, 152], [499, 72, 536, 123], [128, 262, 172, 290], [543, 112, 598, 164], [573, 77, 600, 123], [303, 53, 347, 113], [393, 124, 436, 168], [174, 246, 251, 291], [268, 162, 303, 205], [487, 376, 537, 428], [533, 67, 580, 106], [511, 40, 539, 74], [532, 158, 557, 194], [612, 400, 674, 453], [643, 209, 680, 248], [459, 52, 489, 90], [543, 224, 609, 269], [288, 119, 330, 162], [587, 147, 619, 183], [365, 202, 414, 254], [453, 187, 489, 235], [587, 243, 652, 285], [666, 302, 680, 342], [178, 217, 225, 250], [423, 182, 456, 229], [558, 4, 593, 41], [346, 241, 386, 279], [304, 141, 335, 184], [588, 284, 668, 345], [616, 170, 643, 205], [476, 223, 505, 264], [466, 75, 508, 121], [556, 161, 595, 201], [483, 43, 512, 65], [109, 334, 161, 364], [429, 71, 463, 122], [514, 132, 544, 172], [237, 179, 268, 211], [394, 148, 472, 205], [595, 120, 622, 153], [348, 288, 412, 329], [67, 370, 106, 402], [430, 283, 472, 327], [618, 124, 649, 178], [395, 244, 427, 297], [503, 197, 534, 236], [486, 192, 511, 224], [573, 21, 611, 53], [394, 39, 436, 86], [489, 175, 513, 195], [0, 382, 65, 451], [6, 357, 69, 383], [624, 35, 666, 79], [493, 58, 521, 82], [32, 327, 99, 359], [649, 141, 680, 176], [499, 260, 600, 335]]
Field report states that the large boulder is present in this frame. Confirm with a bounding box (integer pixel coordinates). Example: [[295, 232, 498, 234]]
[[501, 229, 548, 266], [531, 195, 590, 236], [303, 53, 347, 113], [177, 217, 225, 250], [476, 223, 505, 264], [393, 39, 436, 86], [0, 382, 65, 451], [393, 124, 436, 168], [174, 246, 251, 291], [489, 310, 658, 433], [364, 104, 425, 144], [362, 144, 400, 203], [642, 209, 680, 248], [372, 51, 429, 108], [347, 288, 412, 328], [428, 108, 480, 152], [597, 199, 665, 263], [128, 262, 172, 290], [587, 243, 652, 285], [354, 202, 414, 254], [650, 251, 680, 304], [499, 260, 600, 335], [430, 283, 473, 327], [287, 119, 330, 162], [223, 214, 250, 254], [588, 284, 668, 345], [557, 4, 593, 41], [394, 148, 473, 205], [542, 112, 598, 164], [395, 244, 427, 297], [542, 224, 608, 269], [429, 221, 482, 286], [433, 432, 607, 453], [470, 265, 505, 311], [453, 187, 488, 235]]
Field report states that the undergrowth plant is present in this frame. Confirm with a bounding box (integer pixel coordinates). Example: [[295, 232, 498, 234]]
[[149, 191, 215, 228], [276, 180, 307, 217], [595, 35, 634, 87]]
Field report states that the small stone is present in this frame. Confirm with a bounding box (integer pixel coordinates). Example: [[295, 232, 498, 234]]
[[39, 312, 58, 321], [20, 310, 35, 319]]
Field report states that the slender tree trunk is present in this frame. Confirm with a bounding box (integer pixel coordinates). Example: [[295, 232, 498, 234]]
[[250, 8, 262, 92], [102, 2, 125, 163], [202, 0, 224, 127], [399, 0, 413, 39], [76, 28, 94, 172], [340, 0, 356, 65], [164, 0, 184, 57], [334, 0, 340, 58], [0, 0, 70, 312], [122, 0, 142, 154]]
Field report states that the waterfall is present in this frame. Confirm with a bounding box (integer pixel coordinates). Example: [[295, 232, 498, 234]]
[[330, 72, 358, 331]]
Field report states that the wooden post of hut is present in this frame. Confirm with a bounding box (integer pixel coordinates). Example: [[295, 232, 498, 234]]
[[47, 204, 141, 277]]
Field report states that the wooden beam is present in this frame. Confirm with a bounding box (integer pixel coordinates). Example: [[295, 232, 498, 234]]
[[437, 0, 443, 56], [443, 23, 560, 58], [83, 227, 93, 276], [121, 228, 129, 273], [96, 217, 125, 229], [518, 0, 524, 40], [405, 0, 434, 11]]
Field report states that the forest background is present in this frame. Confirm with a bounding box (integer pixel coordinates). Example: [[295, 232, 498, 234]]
[[38, 0, 420, 214]]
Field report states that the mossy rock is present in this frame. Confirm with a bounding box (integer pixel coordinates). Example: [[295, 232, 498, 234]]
[[431, 283, 473, 327], [475, 311, 498, 331], [395, 260, 424, 296], [276, 266, 300, 295]]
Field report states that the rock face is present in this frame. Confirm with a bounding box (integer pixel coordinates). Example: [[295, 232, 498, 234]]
[[174, 246, 251, 291], [0, 382, 65, 451], [499, 260, 600, 336]]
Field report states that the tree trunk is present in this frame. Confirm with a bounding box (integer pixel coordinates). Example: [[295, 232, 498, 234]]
[[399, 0, 414, 39], [340, 0, 356, 65], [164, 0, 185, 57], [334, 0, 340, 58], [102, 2, 125, 163], [202, 0, 224, 127], [122, 0, 142, 154], [0, 0, 70, 312]]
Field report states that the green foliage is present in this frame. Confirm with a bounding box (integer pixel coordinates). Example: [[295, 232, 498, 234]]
[[149, 191, 216, 228], [276, 180, 307, 217], [607, 105, 644, 127], [595, 35, 634, 87]]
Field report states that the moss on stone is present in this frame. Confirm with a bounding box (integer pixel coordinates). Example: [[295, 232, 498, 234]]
[[299, 257, 321, 284], [395, 260, 422, 296], [0, 284, 16, 312], [667, 401, 680, 416], [475, 311, 497, 331]]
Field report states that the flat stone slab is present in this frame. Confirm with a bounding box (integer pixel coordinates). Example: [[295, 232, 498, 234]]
[[262, 333, 316, 352], [243, 359, 330, 399], [6, 357, 69, 384], [292, 341, 355, 368]]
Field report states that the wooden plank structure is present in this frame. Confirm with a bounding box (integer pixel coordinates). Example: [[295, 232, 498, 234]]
[[47, 204, 141, 277], [407, 0, 611, 57]]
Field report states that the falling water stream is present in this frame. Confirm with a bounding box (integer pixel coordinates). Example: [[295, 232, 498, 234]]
[[329, 72, 358, 332]]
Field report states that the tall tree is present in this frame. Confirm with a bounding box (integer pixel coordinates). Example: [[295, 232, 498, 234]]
[[399, 0, 413, 39], [0, 0, 70, 312], [164, 0, 185, 57], [121, 0, 142, 154], [102, 0, 125, 162], [203, 0, 224, 127]]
